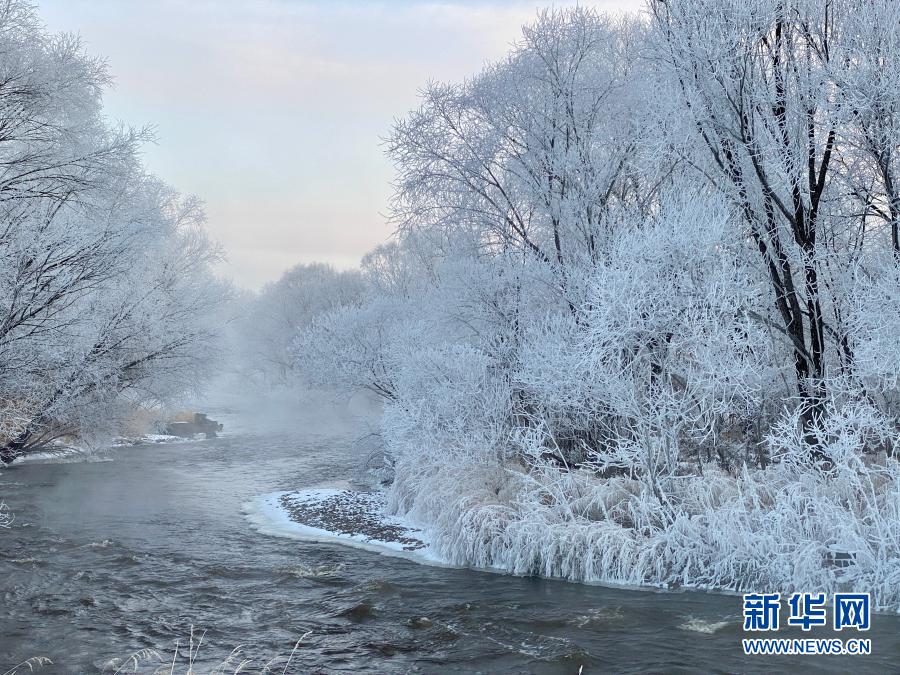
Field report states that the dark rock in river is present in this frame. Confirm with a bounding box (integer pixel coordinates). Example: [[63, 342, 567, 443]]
[[338, 601, 378, 622], [165, 412, 223, 439]]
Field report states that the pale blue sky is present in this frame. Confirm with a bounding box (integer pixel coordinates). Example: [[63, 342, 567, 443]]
[[39, 0, 640, 289]]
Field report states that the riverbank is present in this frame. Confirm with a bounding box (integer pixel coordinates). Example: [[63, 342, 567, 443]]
[[252, 442, 900, 616], [8, 433, 203, 466]]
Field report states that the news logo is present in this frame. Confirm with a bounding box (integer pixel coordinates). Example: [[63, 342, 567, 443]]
[[741, 592, 872, 656]]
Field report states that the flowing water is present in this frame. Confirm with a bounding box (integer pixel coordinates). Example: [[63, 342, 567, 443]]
[[2, 394, 899, 674]]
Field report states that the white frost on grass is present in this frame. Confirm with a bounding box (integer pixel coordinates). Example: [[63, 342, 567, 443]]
[[383, 416, 900, 613], [0, 499, 11, 528]]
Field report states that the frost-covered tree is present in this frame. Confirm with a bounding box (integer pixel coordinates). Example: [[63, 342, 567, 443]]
[[0, 1, 227, 463], [388, 8, 662, 314], [650, 0, 900, 449], [233, 263, 364, 386], [831, 0, 900, 258]]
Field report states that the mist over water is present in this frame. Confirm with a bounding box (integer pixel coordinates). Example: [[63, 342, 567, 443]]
[[2, 390, 898, 673]]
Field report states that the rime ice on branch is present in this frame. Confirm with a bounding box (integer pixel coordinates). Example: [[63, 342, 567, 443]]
[[0, 1, 227, 464]]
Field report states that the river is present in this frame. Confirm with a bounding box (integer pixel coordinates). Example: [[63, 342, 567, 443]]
[[2, 394, 898, 673]]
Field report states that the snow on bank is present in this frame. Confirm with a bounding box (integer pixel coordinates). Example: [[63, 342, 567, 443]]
[[112, 433, 206, 446], [10, 445, 109, 465], [246, 450, 900, 616], [245, 488, 446, 565], [9, 431, 210, 465]]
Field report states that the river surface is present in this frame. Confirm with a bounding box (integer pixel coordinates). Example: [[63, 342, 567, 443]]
[[2, 395, 899, 673]]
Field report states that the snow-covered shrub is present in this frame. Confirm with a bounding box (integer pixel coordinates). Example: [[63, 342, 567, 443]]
[[514, 191, 780, 477], [385, 344, 511, 448], [387, 396, 900, 609], [846, 257, 900, 413], [297, 294, 419, 401]]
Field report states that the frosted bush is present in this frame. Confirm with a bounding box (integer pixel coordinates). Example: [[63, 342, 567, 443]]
[[386, 399, 900, 610], [384, 343, 511, 447], [846, 258, 900, 396]]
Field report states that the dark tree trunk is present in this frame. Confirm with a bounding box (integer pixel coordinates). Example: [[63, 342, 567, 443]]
[[0, 428, 32, 466]]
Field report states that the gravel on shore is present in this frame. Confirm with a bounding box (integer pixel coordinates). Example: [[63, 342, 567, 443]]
[[278, 490, 427, 551]]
